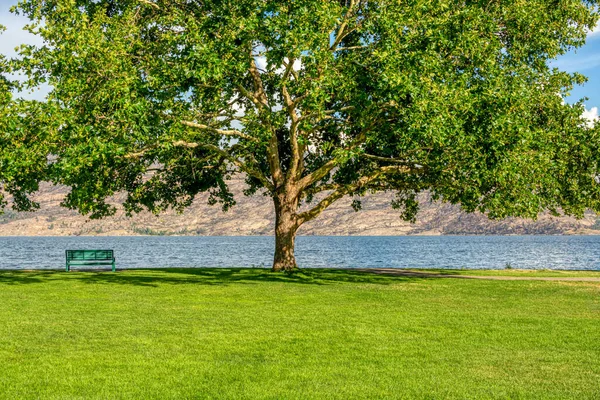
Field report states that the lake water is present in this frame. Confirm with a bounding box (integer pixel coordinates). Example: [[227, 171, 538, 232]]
[[0, 235, 599, 270]]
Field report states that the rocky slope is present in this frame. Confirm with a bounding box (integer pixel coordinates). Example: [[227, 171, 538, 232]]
[[1, 179, 599, 236]]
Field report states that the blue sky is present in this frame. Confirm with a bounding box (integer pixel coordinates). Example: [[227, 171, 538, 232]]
[[552, 25, 600, 117], [0, 1, 598, 120]]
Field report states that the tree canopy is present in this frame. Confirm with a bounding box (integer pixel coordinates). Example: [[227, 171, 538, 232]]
[[0, 26, 47, 214], [2, 0, 600, 270]]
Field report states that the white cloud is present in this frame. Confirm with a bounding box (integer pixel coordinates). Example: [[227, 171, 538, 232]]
[[583, 106, 599, 128], [254, 56, 267, 72], [588, 23, 600, 38]]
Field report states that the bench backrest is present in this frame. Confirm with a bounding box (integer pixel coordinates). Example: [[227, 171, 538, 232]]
[[66, 250, 114, 261]]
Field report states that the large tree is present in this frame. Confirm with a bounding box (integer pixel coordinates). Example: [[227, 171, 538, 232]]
[[2, 0, 600, 270]]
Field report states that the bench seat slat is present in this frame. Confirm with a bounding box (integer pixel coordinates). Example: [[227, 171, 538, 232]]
[[68, 261, 114, 265]]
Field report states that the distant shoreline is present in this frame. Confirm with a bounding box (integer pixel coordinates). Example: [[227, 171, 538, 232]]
[[2, 232, 600, 237]]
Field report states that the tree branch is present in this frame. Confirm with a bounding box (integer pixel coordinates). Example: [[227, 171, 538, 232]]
[[236, 84, 265, 110], [181, 120, 259, 142], [330, 0, 358, 51], [297, 164, 419, 224], [296, 124, 372, 191], [138, 0, 159, 9], [249, 58, 269, 107], [246, 57, 284, 188], [334, 45, 370, 52], [298, 172, 377, 224], [282, 58, 296, 82], [178, 141, 274, 192], [302, 183, 341, 198], [298, 106, 355, 123], [362, 154, 416, 165], [127, 140, 273, 192], [281, 84, 302, 181]]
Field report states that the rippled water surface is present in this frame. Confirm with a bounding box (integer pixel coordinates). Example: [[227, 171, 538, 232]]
[[0, 235, 599, 270]]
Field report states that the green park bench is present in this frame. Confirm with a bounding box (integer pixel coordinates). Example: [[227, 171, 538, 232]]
[[65, 250, 116, 272]]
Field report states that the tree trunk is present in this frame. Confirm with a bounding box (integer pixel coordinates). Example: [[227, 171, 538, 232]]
[[272, 194, 300, 272]]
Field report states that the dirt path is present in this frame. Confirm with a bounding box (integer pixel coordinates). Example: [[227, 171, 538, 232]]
[[358, 268, 600, 282]]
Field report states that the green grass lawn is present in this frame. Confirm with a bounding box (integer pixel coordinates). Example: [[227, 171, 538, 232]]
[[407, 268, 600, 278], [0, 268, 599, 399]]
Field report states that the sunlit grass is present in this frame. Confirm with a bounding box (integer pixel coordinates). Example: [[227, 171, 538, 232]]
[[403, 268, 600, 277], [0, 268, 599, 399]]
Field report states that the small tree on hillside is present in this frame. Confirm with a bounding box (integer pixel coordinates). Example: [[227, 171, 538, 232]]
[[3, 0, 600, 270]]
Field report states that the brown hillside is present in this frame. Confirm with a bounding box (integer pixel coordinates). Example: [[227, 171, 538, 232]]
[[1, 178, 599, 236]]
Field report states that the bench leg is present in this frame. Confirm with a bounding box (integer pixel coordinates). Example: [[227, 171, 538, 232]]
[[112, 260, 116, 272], [66, 262, 69, 272]]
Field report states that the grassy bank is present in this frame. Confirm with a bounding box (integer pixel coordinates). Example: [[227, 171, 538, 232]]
[[0, 268, 599, 399]]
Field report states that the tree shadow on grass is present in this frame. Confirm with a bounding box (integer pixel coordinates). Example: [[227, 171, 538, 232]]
[[0, 270, 59, 285], [0, 268, 430, 287]]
